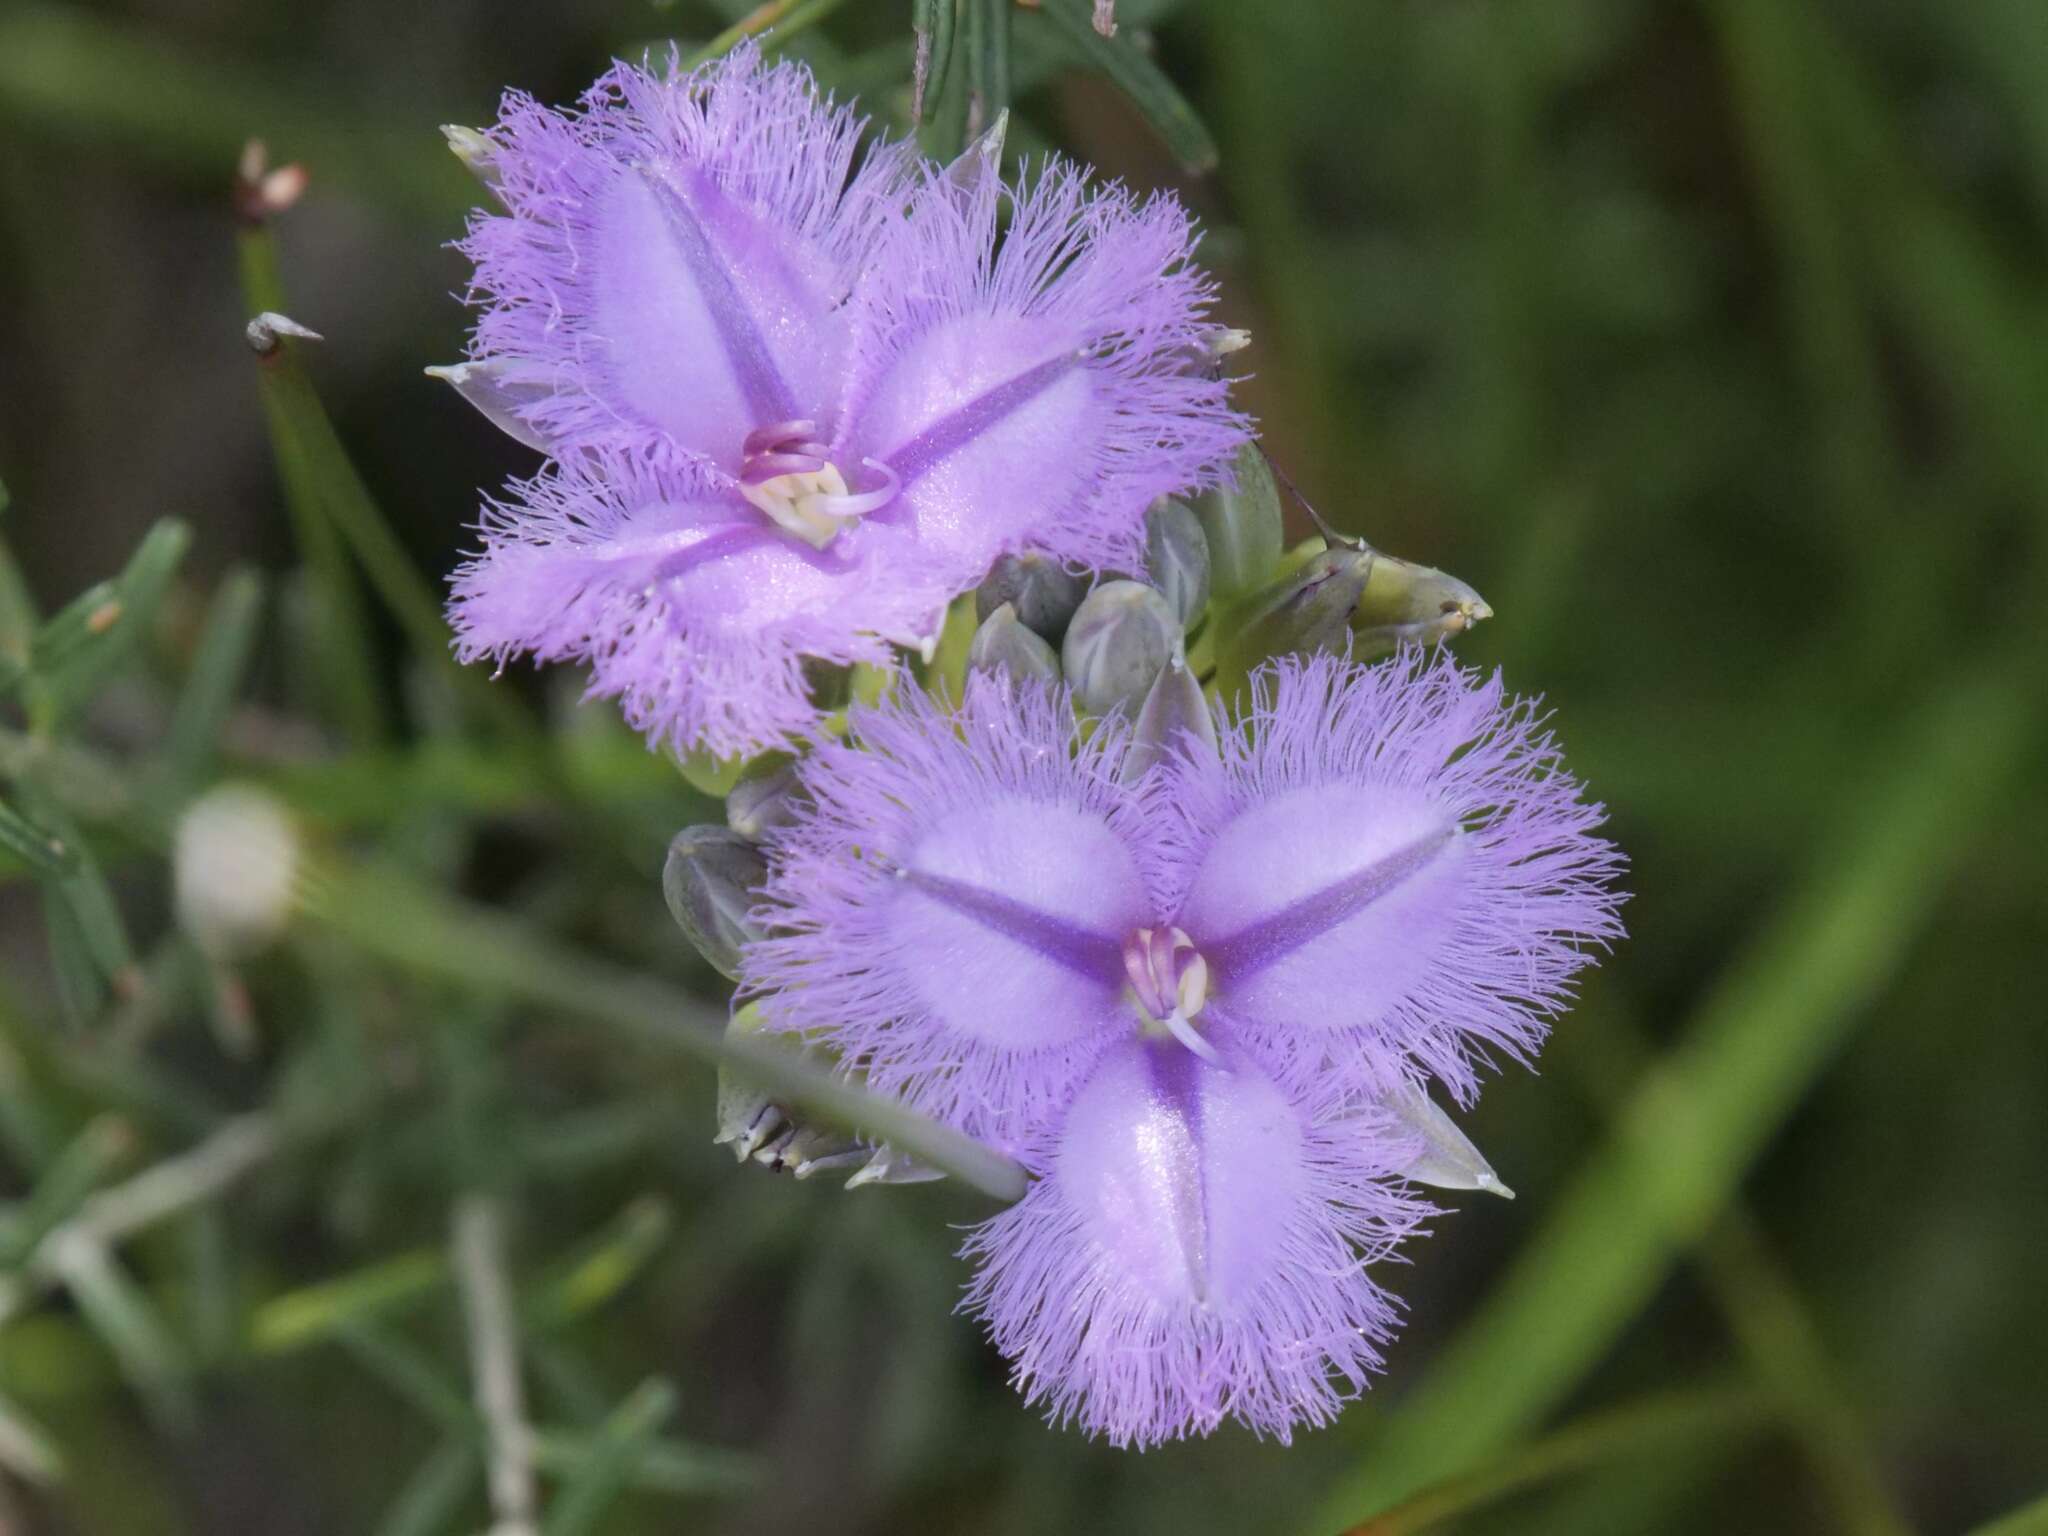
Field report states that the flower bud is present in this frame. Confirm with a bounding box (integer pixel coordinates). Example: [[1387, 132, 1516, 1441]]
[[714, 1004, 861, 1176], [752, 1121, 868, 1179], [726, 758, 806, 842], [713, 1007, 784, 1161], [1123, 655, 1217, 784], [1191, 442, 1284, 600], [845, 1142, 946, 1189], [174, 784, 299, 960], [244, 312, 322, 356], [440, 124, 503, 196], [967, 602, 1061, 685], [974, 552, 1085, 642], [1215, 544, 1374, 692], [1351, 555, 1493, 660], [661, 825, 767, 981], [1144, 498, 1211, 627], [1375, 1080, 1514, 1199], [1062, 580, 1181, 718], [424, 360, 554, 454]]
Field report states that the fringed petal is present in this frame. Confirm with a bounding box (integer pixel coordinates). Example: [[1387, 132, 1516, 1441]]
[[836, 156, 1250, 576], [962, 1039, 1430, 1447], [1170, 651, 1628, 1103], [448, 454, 947, 758], [458, 44, 914, 470]]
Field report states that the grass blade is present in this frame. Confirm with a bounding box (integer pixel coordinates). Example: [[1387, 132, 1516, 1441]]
[[1336, 1384, 1769, 1536], [0, 792, 78, 875], [301, 860, 1032, 1203], [162, 568, 265, 796], [250, 1248, 449, 1353], [1305, 655, 2042, 1533], [27, 519, 190, 731], [49, 1236, 194, 1428], [0, 1388, 65, 1485], [1970, 1492, 2048, 1536], [0, 514, 35, 695], [373, 1439, 481, 1536], [1029, 0, 1218, 172], [540, 1378, 677, 1536], [965, 0, 1012, 132], [915, 0, 959, 122], [521, 1197, 672, 1335]]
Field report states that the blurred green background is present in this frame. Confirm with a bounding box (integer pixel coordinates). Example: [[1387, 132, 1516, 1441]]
[[1, 1, 2045, 1533]]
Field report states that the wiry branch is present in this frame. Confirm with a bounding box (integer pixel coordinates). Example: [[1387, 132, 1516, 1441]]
[[453, 1194, 538, 1536]]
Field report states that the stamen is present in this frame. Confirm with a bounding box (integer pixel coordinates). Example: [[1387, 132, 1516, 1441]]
[[875, 854, 1126, 982], [1124, 926, 1218, 1061], [739, 426, 900, 548], [743, 419, 827, 457], [1160, 1010, 1222, 1065]]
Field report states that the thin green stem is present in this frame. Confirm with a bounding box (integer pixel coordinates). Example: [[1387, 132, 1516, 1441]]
[[299, 859, 1031, 1202], [1338, 1384, 1769, 1536]]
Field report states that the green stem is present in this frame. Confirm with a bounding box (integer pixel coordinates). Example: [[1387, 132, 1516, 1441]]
[[300, 859, 1031, 1202], [1569, 997, 1915, 1536], [1338, 1384, 1769, 1536]]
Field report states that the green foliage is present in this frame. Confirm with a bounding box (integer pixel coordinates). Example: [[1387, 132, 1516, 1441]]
[[0, 1, 2044, 1533]]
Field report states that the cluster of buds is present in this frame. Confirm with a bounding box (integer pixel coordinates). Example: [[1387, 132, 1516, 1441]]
[[665, 794, 938, 1190], [965, 439, 1492, 720]]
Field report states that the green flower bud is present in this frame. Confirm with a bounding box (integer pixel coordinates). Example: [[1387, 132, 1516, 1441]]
[[845, 1142, 946, 1188], [974, 552, 1086, 642], [1374, 1081, 1514, 1199], [1351, 555, 1492, 659], [1192, 442, 1284, 599], [1124, 655, 1217, 784], [715, 1008, 943, 1188], [713, 1003, 783, 1160], [440, 124, 503, 196], [726, 758, 806, 842], [967, 602, 1061, 685], [751, 1122, 868, 1179], [1062, 580, 1181, 718], [715, 1006, 859, 1177], [661, 825, 767, 981], [1215, 544, 1374, 694], [1144, 497, 1211, 626]]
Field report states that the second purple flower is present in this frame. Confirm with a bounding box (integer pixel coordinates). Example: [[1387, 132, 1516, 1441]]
[[742, 653, 1625, 1443]]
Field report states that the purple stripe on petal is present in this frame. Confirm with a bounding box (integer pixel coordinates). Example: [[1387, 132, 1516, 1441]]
[[895, 866, 1125, 983], [883, 351, 1081, 487], [1202, 822, 1456, 980], [745, 676, 1155, 1142], [645, 170, 802, 426], [1179, 783, 1467, 1036], [1062, 1041, 1283, 1308], [1166, 651, 1626, 1101]]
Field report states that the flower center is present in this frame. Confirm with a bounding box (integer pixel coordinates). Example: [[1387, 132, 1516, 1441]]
[[1122, 925, 1219, 1063], [737, 420, 899, 549]]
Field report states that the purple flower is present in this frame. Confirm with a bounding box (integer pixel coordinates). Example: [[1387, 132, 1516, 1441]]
[[743, 652, 1624, 1443], [440, 46, 1246, 756]]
